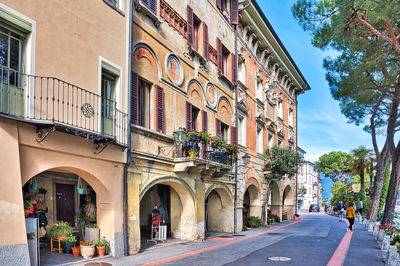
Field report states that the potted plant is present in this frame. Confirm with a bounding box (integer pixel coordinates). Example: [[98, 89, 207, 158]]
[[71, 244, 80, 257], [80, 240, 95, 258], [94, 236, 109, 257], [84, 223, 99, 241], [84, 196, 96, 222], [199, 131, 210, 144], [61, 235, 77, 254], [49, 221, 72, 239], [24, 200, 32, 218]]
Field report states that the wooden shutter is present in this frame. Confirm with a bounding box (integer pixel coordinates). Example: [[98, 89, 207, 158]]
[[142, 0, 149, 8], [230, 0, 239, 24], [231, 126, 238, 145], [216, 0, 221, 10], [186, 101, 192, 131], [149, 0, 157, 15], [215, 118, 221, 136], [232, 53, 237, 85], [217, 38, 223, 73], [202, 110, 208, 132], [131, 72, 139, 125], [187, 6, 194, 47], [203, 23, 209, 60], [156, 85, 165, 133]]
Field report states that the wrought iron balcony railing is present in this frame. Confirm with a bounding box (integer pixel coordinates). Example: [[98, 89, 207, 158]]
[[0, 66, 128, 147]]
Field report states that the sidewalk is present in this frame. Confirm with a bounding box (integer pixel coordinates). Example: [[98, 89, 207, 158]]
[[71, 219, 300, 266]]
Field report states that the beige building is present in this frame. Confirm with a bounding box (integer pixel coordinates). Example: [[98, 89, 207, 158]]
[[0, 0, 130, 263]]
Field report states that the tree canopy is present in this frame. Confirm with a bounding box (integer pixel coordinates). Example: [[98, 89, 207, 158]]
[[263, 146, 303, 183], [314, 151, 354, 182]]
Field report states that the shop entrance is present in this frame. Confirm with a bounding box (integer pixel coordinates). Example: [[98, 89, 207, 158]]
[[55, 183, 75, 225]]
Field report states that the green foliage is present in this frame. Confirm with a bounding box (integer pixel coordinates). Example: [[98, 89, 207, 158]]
[[242, 224, 248, 231], [274, 215, 281, 223], [314, 151, 354, 182], [49, 221, 73, 238], [86, 223, 98, 228], [210, 136, 226, 150], [94, 236, 109, 247], [24, 200, 32, 210], [61, 236, 77, 243], [391, 234, 400, 246], [379, 164, 391, 212], [263, 145, 303, 182], [27, 232, 35, 240], [245, 216, 262, 228]]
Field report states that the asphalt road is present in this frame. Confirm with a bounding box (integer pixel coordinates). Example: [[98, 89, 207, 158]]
[[75, 212, 384, 266]]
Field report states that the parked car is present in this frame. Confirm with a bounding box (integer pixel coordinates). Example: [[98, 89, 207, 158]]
[[309, 204, 320, 212]]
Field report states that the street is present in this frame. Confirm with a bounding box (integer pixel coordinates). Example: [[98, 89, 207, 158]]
[[78, 212, 383, 266]]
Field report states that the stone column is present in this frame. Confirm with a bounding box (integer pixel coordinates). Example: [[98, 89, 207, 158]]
[[127, 169, 141, 254]]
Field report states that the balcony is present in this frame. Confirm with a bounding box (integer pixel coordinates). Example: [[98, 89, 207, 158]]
[[164, 131, 234, 177], [0, 66, 128, 149]]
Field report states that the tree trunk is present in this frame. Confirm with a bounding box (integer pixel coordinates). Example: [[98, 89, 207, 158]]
[[360, 160, 365, 191], [367, 155, 388, 220], [382, 148, 400, 225]]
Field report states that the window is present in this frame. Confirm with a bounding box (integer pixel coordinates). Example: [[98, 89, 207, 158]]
[[268, 131, 274, 148], [278, 101, 283, 119], [105, 0, 120, 9], [221, 122, 229, 142], [278, 136, 283, 146], [141, 0, 156, 15], [238, 115, 246, 146], [256, 80, 263, 100], [193, 16, 201, 52], [256, 126, 263, 154], [289, 109, 293, 127], [216, 0, 238, 24], [187, 6, 209, 60], [217, 38, 233, 81], [186, 102, 200, 131], [139, 79, 151, 128], [238, 60, 245, 84], [101, 70, 116, 135], [222, 46, 229, 77]]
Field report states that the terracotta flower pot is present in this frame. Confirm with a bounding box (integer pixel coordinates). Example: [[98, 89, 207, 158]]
[[80, 245, 95, 259], [24, 209, 30, 218], [96, 246, 106, 257], [71, 247, 80, 257]]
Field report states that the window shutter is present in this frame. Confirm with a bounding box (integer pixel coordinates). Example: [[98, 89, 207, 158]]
[[149, 0, 157, 15], [230, 0, 239, 24], [186, 101, 192, 131], [187, 6, 194, 47], [203, 23, 209, 60], [215, 118, 221, 136], [156, 85, 165, 133], [131, 72, 139, 125], [216, 0, 221, 10], [232, 53, 237, 85], [231, 126, 238, 145], [202, 110, 208, 132], [142, 0, 149, 8], [217, 38, 222, 73]]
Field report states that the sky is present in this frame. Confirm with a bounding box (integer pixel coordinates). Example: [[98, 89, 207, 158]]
[[257, 0, 383, 198]]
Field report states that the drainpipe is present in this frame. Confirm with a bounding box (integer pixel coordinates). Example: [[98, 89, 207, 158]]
[[295, 97, 298, 215], [234, 0, 252, 234], [123, 0, 133, 257]]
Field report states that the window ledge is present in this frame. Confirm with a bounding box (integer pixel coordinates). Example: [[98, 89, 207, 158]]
[[103, 0, 125, 16], [218, 72, 234, 88], [256, 98, 264, 107], [131, 124, 173, 143], [184, 45, 208, 71], [134, 0, 162, 27], [237, 80, 247, 90]]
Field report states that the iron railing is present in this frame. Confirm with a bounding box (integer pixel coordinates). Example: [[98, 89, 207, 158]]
[[0, 65, 128, 146]]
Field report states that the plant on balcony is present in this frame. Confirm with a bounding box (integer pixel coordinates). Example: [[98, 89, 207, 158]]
[[210, 136, 226, 150], [199, 131, 210, 144], [226, 144, 239, 155], [185, 131, 200, 142], [185, 131, 200, 157]]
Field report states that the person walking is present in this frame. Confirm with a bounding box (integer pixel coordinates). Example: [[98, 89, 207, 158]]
[[346, 202, 356, 232], [337, 201, 344, 222], [358, 200, 364, 217]]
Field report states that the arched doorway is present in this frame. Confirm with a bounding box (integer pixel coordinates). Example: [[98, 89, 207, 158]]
[[139, 178, 196, 249], [205, 186, 233, 234], [282, 185, 294, 220], [269, 182, 281, 218], [242, 184, 260, 223]]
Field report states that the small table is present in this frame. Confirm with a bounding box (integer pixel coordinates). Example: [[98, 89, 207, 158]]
[[50, 237, 63, 254]]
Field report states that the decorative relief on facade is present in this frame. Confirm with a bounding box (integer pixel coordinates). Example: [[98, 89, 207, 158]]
[[188, 80, 204, 107], [166, 53, 184, 86], [217, 98, 232, 123], [160, 0, 187, 38], [133, 47, 157, 71], [206, 82, 217, 107]]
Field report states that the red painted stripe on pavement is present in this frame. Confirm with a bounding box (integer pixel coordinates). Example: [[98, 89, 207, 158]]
[[140, 218, 303, 266], [327, 219, 353, 266], [208, 237, 233, 241]]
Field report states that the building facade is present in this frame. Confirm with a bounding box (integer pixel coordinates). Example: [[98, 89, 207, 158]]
[[127, 0, 240, 254], [0, 1, 130, 263], [235, 0, 310, 230], [297, 160, 320, 210]]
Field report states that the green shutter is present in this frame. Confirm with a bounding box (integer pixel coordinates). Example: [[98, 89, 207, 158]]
[[0, 8, 32, 34]]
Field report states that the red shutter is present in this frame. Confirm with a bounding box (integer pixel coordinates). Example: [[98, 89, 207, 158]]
[[186, 101, 192, 131], [202, 110, 208, 132], [217, 38, 223, 73], [232, 53, 237, 85], [215, 118, 221, 136], [230, 0, 238, 24], [216, 0, 221, 10], [231, 126, 238, 145], [203, 23, 209, 60], [156, 85, 165, 133], [131, 72, 139, 125], [187, 6, 194, 47], [149, 0, 157, 15]]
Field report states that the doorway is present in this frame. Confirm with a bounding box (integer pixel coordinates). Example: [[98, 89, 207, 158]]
[[55, 183, 75, 225]]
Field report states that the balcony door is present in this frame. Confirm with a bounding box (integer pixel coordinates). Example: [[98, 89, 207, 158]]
[[0, 25, 25, 117], [101, 72, 115, 136]]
